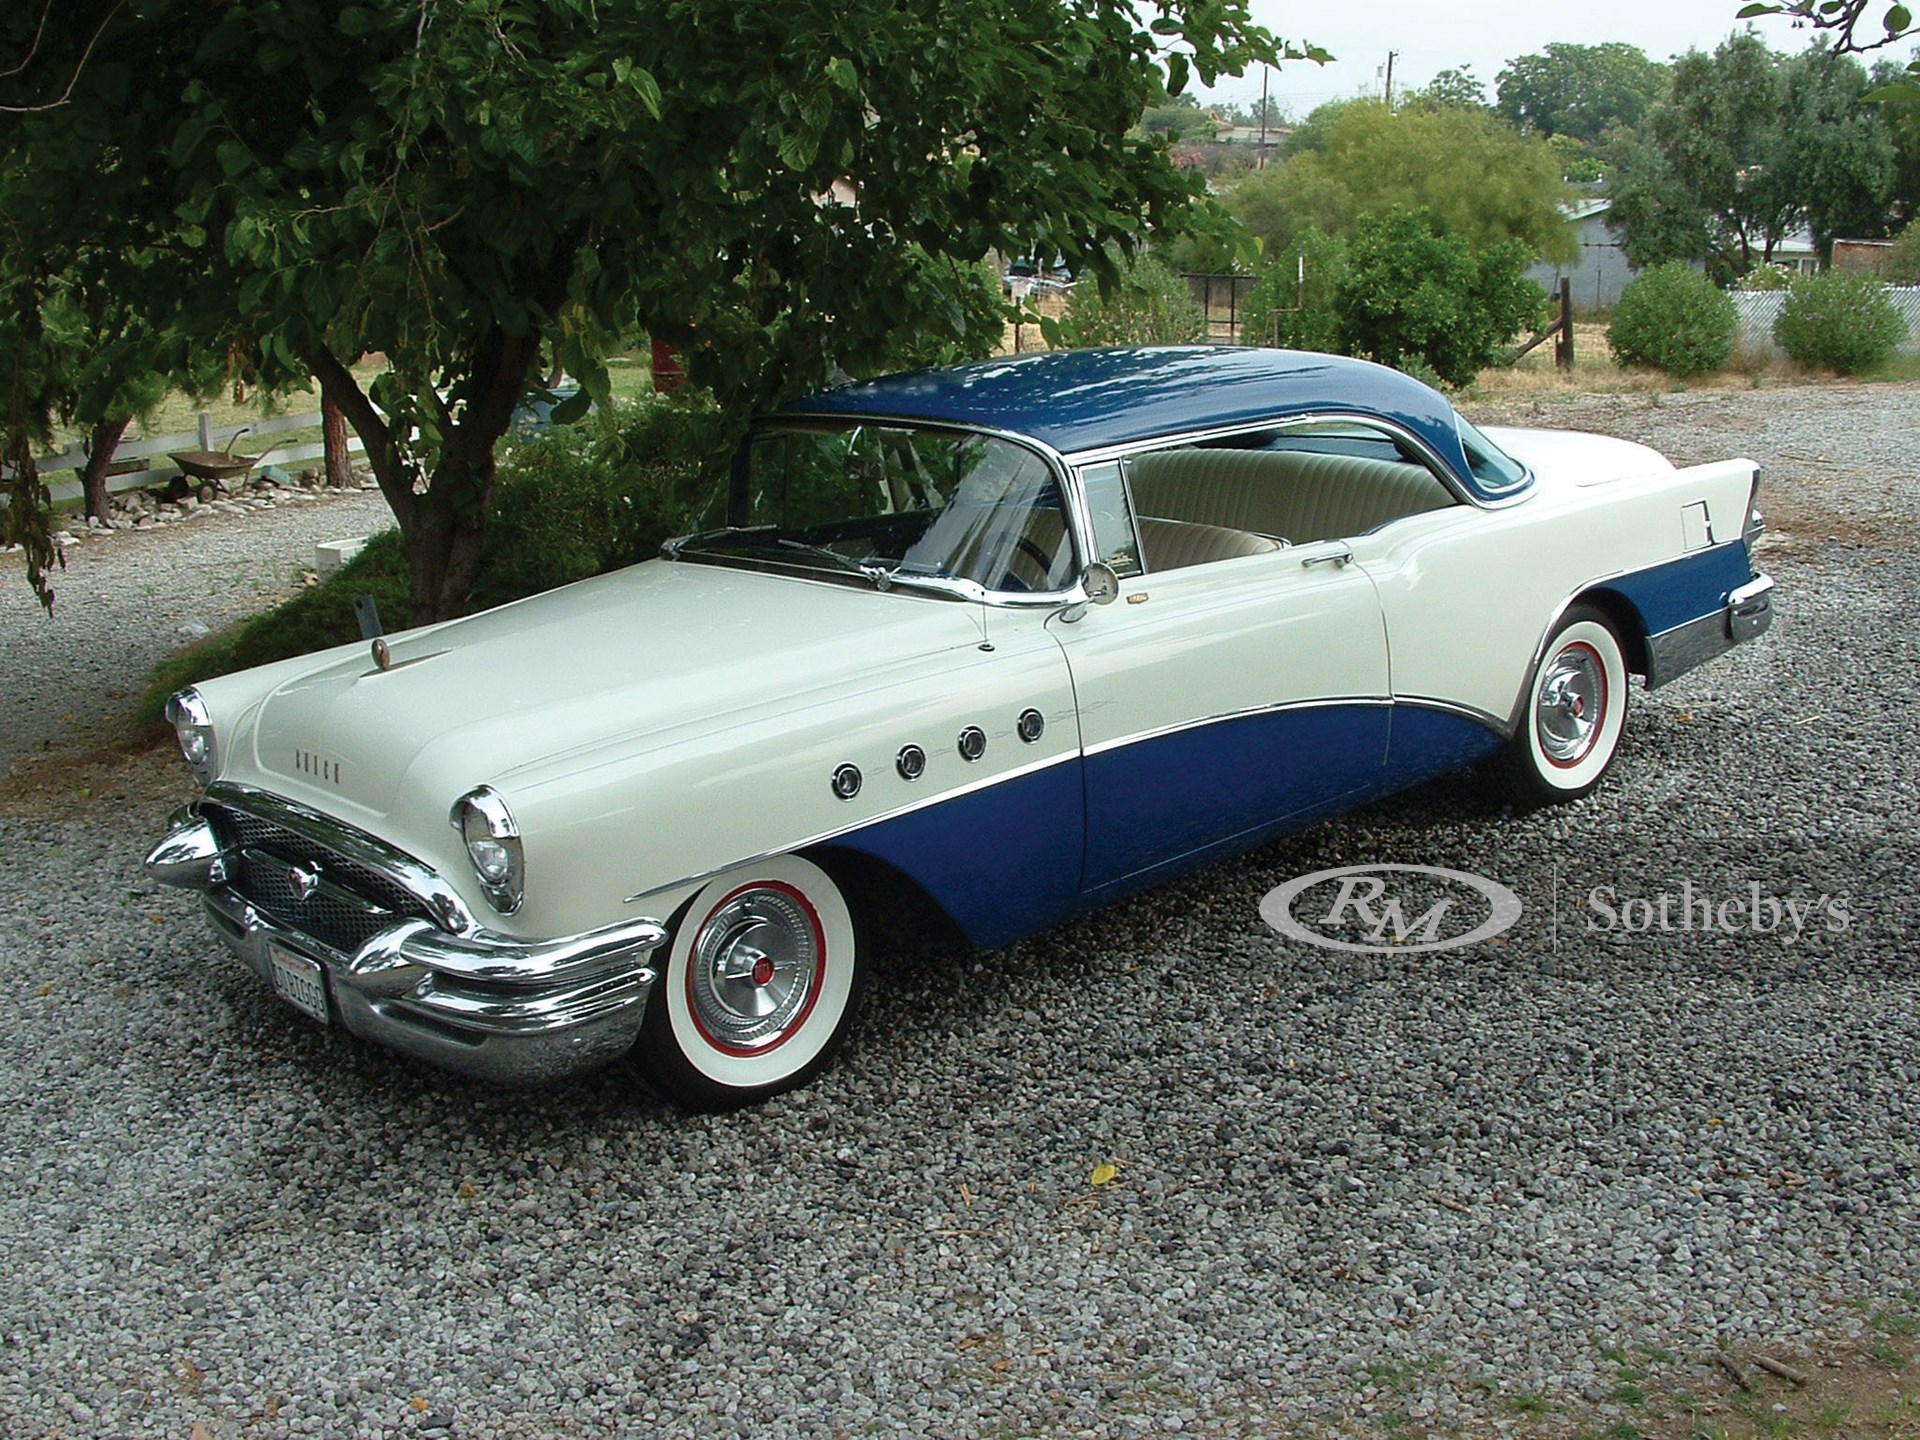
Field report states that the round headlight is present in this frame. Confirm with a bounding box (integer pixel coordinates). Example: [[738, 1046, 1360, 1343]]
[[165, 688, 217, 785], [451, 787, 524, 914]]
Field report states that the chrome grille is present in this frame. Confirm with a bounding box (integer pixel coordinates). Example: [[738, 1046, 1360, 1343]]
[[204, 803, 433, 955]]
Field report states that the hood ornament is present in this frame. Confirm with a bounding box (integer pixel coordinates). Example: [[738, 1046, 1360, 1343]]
[[372, 637, 392, 672]]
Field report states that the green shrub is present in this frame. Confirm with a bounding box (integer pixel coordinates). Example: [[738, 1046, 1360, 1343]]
[[471, 395, 731, 608], [139, 395, 736, 725], [1773, 269, 1909, 374], [1055, 252, 1207, 346], [1239, 229, 1347, 351], [1607, 263, 1738, 377], [1333, 208, 1544, 387]]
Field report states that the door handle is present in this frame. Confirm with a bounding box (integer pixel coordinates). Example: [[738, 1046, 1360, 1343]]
[[1300, 546, 1354, 569]]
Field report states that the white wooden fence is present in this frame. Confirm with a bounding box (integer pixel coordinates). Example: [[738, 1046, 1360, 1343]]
[[1731, 285, 1920, 355], [24, 407, 364, 506]]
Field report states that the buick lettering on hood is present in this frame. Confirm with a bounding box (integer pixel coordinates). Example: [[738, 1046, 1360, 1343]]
[[146, 348, 1774, 1107]]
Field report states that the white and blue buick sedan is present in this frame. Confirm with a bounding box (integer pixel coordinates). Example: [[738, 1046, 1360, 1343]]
[[147, 347, 1773, 1106]]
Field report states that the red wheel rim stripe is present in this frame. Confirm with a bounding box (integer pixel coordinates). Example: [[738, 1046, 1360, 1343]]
[[685, 879, 828, 1057]]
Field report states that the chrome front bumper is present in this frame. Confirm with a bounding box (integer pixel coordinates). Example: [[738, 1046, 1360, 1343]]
[[147, 812, 666, 1085], [1645, 571, 1775, 689]]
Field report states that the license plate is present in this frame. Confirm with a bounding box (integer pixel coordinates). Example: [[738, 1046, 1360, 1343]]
[[267, 942, 331, 1026]]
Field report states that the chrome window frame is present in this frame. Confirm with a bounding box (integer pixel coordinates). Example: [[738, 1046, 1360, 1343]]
[[1063, 411, 1536, 513]]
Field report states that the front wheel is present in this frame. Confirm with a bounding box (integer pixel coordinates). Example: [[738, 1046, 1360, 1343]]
[[635, 855, 862, 1109], [1499, 605, 1631, 805]]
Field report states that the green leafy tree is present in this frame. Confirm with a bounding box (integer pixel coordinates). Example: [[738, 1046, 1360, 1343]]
[[1609, 32, 1897, 275], [1140, 93, 1218, 140], [1884, 216, 1920, 278], [1410, 68, 1490, 111], [1332, 208, 1545, 385], [1777, 45, 1897, 251], [1, 0, 1291, 618], [1869, 57, 1920, 220], [1495, 42, 1671, 142], [1608, 32, 1796, 277], [1736, 0, 1919, 93], [1237, 99, 1572, 257], [1548, 133, 1609, 184]]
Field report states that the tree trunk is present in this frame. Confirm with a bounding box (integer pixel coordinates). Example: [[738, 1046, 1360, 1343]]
[[322, 395, 354, 487], [306, 329, 541, 625], [80, 416, 131, 524]]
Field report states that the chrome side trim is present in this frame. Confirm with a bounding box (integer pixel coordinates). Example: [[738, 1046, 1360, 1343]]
[[1392, 695, 1511, 737], [1644, 609, 1733, 689], [625, 747, 1084, 904], [200, 782, 478, 934]]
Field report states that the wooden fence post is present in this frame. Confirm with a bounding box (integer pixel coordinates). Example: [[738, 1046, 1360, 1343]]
[[1554, 277, 1574, 372]]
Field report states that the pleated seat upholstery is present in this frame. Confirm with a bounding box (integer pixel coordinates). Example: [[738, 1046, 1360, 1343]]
[[1126, 448, 1454, 544], [1136, 517, 1281, 571]]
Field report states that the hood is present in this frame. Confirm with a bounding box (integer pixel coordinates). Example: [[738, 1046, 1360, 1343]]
[[234, 558, 986, 822]]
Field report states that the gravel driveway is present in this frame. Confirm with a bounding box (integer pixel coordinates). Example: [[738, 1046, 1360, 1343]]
[[2, 384, 1916, 1438]]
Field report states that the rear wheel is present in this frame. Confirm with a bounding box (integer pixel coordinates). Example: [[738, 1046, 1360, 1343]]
[[1500, 605, 1630, 805], [635, 855, 862, 1109]]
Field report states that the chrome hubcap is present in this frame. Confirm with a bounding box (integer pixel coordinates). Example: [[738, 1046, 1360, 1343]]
[[688, 887, 818, 1051], [1536, 642, 1605, 764]]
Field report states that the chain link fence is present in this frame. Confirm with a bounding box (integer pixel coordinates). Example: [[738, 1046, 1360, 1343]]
[[1731, 286, 1920, 355]]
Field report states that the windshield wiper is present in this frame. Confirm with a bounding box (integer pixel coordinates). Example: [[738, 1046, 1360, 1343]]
[[767, 537, 883, 578], [673, 531, 897, 588]]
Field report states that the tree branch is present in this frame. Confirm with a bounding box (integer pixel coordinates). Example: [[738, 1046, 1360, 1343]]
[[0, 0, 124, 113], [0, 1, 53, 80]]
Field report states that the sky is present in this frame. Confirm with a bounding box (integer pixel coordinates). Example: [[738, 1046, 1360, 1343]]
[[1199, 0, 1918, 116]]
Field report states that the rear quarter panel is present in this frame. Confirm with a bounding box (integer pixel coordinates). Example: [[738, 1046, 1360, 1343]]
[[1355, 453, 1758, 726]]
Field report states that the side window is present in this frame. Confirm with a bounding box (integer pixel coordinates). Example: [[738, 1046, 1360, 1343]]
[[1125, 422, 1458, 552], [1078, 461, 1143, 578]]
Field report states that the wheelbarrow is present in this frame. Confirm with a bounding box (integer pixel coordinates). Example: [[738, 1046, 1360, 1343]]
[[169, 427, 259, 492]]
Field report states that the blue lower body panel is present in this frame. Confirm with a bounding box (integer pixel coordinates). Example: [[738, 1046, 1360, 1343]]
[[832, 699, 1508, 950], [827, 758, 1086, 951], [1082, 702, 1391, 892]]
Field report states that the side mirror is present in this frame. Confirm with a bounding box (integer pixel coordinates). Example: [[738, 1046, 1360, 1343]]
[[1083, 562, 1121, 606]]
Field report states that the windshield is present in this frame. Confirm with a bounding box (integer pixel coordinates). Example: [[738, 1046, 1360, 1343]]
[[677, 423, 1078, 594]]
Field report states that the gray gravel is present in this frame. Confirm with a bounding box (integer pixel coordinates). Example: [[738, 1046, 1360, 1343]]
[[1, 384, 1917, 1438], [0, 482, 393, 776]]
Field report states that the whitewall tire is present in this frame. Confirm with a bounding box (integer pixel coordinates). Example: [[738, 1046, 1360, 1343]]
[[1501, 606, 1631, 804], [636, 854, 862, 1108]]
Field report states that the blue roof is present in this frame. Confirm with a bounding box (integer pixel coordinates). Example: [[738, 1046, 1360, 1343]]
[[781, 346, 1479, 487]]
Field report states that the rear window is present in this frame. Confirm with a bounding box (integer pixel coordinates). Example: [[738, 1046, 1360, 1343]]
[[1456, 417, 1530, 494]]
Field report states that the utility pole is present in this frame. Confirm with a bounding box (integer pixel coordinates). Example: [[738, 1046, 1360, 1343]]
[[1383, 50, 1398, 110], [1257, 64, 1270, 167]]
